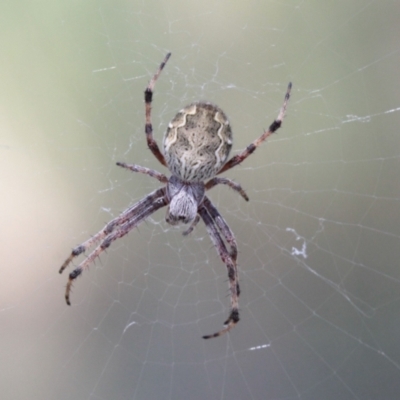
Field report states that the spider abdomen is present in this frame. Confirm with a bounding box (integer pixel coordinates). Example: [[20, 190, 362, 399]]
[[164, 102, 233, 181]]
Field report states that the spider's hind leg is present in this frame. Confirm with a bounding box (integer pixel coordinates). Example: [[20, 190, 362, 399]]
[[217, 82, 292, 175], [144, 53, 172, 168]]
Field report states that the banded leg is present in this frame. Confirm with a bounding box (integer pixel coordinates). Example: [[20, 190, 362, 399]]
[[205, 177, 249, 201], [184, 177, 248, 236], [144, 53, 171, 167], [116, 162, 168, 183], [202, 196, 238, 262], [59, 188, 167, 275], [218, 82, 292, 175], [64, 190, 168, 305], [182, 215, 200, 236], [198, 203, 240, 339]]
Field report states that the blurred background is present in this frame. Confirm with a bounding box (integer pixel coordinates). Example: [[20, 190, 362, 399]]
[[2, 1, 400, 399]]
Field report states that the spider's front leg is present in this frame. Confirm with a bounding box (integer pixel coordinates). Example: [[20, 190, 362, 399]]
[[59, 220, 118, 275], [60, 188, 168, 305], [183, 177, 249, 237], [60, 163, 167, 276], [182, 215, 201, 236], [202, 196, 239, 262], [198, 200, 240, 339], [59, 199, 144, 275]]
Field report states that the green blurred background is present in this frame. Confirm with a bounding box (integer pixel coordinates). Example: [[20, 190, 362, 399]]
[[2, 1, 400, 399]]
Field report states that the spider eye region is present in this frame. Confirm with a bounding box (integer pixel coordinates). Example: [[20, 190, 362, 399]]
[[166, 176, 205, 225], [164, 102, 233, 181]]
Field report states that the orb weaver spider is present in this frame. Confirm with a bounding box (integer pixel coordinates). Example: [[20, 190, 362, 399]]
[[60, 53, 292, 339]]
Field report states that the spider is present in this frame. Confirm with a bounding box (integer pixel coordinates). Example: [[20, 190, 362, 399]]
[[59, 53, 292, 339]]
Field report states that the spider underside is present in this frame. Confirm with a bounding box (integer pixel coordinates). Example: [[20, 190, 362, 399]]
[[59, 53, 292, 339]]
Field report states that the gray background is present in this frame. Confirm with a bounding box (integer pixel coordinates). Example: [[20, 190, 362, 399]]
[[2, 1, 400, 399]]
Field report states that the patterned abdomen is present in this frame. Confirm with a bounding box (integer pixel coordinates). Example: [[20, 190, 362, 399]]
[[163, 102, 233, 181]]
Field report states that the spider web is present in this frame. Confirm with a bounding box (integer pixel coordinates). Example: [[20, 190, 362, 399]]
[[2, 1, 400, 399]]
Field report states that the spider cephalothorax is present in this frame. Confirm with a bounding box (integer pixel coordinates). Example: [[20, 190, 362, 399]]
[[59, 53, 292, 339], [166, 176, 204, 225]]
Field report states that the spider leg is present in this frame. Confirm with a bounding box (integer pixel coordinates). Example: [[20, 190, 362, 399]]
[[144, 53, 171, 168], [182, 214, 200, 236], [185, 178, 248, 237], [205, 177, 249, 202], [218, 82, 292, 175], [198, 199, 240, 339], [202, 196, 238, 262], [59, 188, 166, 274], [64, 188, 168, 305], [116, 162, 168, 183]]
